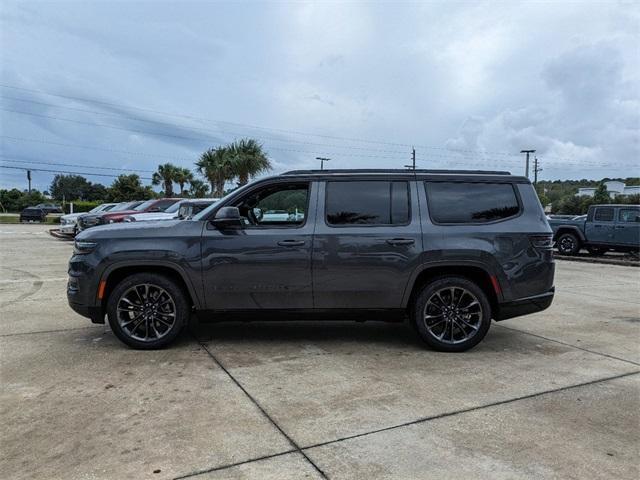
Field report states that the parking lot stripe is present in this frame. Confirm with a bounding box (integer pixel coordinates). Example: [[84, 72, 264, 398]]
[[495, 324, 640, 367], [299, 370, 640, 452], [197, 340, 330, 480]]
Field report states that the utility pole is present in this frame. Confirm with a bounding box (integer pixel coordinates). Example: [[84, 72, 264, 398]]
[[27, 170, 32, 193], [404, 147, 416, 170], [316, 157, 330, 170], [520, 149, 535, 178], [533, 156, 542, 190]]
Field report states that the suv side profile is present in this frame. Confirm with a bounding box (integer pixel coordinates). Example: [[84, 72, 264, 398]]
[[68, 169, 555, 352]]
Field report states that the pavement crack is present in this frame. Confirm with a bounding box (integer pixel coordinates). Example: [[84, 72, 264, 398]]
[[195, 337, 329, 479], [299, 370, 640, 452]]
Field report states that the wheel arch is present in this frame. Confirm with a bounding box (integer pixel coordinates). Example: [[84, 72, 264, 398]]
[[553, 226, 585, 242], [100, 262, 201, 310], [403, 263, 499, 317]]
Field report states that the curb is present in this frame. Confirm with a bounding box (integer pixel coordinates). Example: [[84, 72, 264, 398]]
[[555, 255, 639, 268]]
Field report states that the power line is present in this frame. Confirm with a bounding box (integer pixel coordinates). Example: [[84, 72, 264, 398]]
[[0, 84, 526, 157], [0, 164, 153, 180], [0, 155, 155, 173]]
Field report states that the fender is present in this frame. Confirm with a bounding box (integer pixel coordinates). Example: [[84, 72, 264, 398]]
[[99, 260, 204, 309], [553, 225, 586, 242], [401, 260, 501, 308]]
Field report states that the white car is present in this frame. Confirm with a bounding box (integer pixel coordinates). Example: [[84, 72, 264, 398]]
[[123, 199, 217, 222], [59, 203, 118, 235]]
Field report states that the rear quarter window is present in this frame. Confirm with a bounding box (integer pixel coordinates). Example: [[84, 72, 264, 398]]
[[425, 182, 520, 224]]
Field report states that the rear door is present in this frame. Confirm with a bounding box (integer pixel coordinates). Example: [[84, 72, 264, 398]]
[[615, 207, 640, 247], [312, 178, 422, 309], [586, 207, 615, 244]]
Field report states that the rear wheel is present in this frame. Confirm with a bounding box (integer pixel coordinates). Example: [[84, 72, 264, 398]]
[[107, 273, 188, 349], [557, 233, 581, 255], [413, 276, 491, 352]]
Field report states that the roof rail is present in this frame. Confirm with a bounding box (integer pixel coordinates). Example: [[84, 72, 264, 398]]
[[282, 169, 512, 175]]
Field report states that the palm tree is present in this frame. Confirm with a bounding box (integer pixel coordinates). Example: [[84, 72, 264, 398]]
[[188, 179, 209, 198], [174, 167, 194, 196], [196, 147, 233, 198], [152, 163, 178, 197], [228, 138, 272, 186]]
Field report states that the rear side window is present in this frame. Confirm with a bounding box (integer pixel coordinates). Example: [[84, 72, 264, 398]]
[[619, 208, 640, 223], [425, 182, 520, 224], [326, 181, 409, 225], [594, 207, 614, 222]]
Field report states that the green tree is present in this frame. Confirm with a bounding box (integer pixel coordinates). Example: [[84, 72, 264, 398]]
[[174, 167, 194, 196], [0, 189, 47, 212], [188, 178, 209, 198], [228, 138, 272, 186], [196, 147, 233, 198], [592, 183, 611, 204], [108, 174, 155, 202], [152, 163, 178, 197]]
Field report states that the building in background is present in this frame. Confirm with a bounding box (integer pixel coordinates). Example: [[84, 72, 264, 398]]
[[577, 181, 639, 197]]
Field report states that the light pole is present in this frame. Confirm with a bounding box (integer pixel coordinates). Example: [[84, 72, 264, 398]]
[[316, 157, 330, 170]]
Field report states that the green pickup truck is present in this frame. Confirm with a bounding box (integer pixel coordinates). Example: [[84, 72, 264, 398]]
[[548, 204, 640, 255]]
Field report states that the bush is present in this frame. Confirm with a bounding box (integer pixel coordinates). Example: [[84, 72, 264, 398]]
[[64, 200, 104, 214]]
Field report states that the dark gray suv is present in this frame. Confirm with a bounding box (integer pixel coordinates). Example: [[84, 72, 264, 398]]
[[68, 169, 555, 351]]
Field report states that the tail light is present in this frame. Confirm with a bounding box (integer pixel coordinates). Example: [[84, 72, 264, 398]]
[[530, 234, 554, 250]]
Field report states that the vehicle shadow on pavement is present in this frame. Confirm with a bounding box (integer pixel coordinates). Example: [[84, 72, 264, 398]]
[[188, 320, 425, 349]]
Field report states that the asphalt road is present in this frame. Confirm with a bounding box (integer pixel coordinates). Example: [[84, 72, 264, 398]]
[[1, 224, 639, 480]]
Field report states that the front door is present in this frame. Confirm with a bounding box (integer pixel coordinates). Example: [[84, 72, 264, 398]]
[[616, 207, 640, 247], [586, 206, 615, 244], [312, 179, 422, 309], [201, 181, 315, 310]]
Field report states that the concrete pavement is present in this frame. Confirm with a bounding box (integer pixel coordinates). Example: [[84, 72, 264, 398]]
[[1, 224, 638, 479]]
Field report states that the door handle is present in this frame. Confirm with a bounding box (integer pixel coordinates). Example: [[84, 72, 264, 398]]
[[615, 226, 625, 229], [277, 239, 305, 247], [594, 225, 602, 228], [386, 238, 415, 246]]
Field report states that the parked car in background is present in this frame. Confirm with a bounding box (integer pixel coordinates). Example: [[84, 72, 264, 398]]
[[77, 201, 144, 231], [59, 203, 118, 235], [20, 207, 46, 223], [177, 199, 219, 219], [68, 169, 555, 352], [83, 198, 180, 228], [123, 199, 217, 222], [549, 204, 640, 255], [35, 203, 64, 214]]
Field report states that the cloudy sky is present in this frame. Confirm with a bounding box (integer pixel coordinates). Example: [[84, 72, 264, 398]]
[[1, 0, 639, 191]]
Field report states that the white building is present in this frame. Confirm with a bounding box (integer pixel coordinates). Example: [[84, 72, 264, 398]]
[[577, 181, 638, 197]]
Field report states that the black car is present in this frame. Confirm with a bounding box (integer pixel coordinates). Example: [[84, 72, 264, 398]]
[[35, 203, 64, 214], [20, 207, 46, 222], [68, 169, 555, 351]]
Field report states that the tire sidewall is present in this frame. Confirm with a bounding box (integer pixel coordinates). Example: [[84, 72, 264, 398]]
[[413, 276, 492, 352], [557, 233, 580, 255], [107, 273, 188, 349]]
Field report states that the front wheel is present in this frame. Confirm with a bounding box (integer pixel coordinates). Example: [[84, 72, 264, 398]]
[[556, 233, 581, 255], [107, 273, 189, 349], [413, 276, 492, 352]]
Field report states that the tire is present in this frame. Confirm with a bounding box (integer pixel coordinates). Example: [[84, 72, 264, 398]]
[[556, 233, 580, 255], [586, 246, 607, 256], [413, 276, 492, 352], [106, 273, 189, 349]]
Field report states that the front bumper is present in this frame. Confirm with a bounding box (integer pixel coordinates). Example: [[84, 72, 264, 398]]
[[494, 287, 555, 321], [67, 257, 105, 324]]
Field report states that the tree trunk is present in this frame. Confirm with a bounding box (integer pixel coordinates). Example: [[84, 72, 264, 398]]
[[238, 173, 249, 186], [164, 180, 173, 197], [215, 179, 225, 198]]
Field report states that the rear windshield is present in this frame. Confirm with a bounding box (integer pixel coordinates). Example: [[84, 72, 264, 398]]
[[425, 182, 520, 223]]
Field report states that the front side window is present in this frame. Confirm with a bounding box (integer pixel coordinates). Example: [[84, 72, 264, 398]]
[[594, 207, 614, 222], [235, 183, 308, 227], [426, 182, 520, 224], [326, 181, 410, 226], [619, 208, 640, 223]]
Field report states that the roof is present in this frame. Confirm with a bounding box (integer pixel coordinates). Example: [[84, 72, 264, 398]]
[[282, 169, 512, 176]]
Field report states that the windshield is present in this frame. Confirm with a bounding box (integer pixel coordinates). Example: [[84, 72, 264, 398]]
[[111, 202, 137, 212], [164, 201, 185, 214], [192, 189, 245, 221], [133, 200, 156, 211]]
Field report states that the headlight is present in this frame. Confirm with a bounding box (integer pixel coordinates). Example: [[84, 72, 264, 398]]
[[108, 219, 115, 223], [74, 240, 97, 255]]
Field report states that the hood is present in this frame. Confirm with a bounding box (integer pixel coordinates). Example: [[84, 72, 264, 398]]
[[76, 219, 192, 240]]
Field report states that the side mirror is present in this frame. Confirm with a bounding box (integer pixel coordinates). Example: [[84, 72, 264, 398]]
[[212, 206, 242, 228]]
